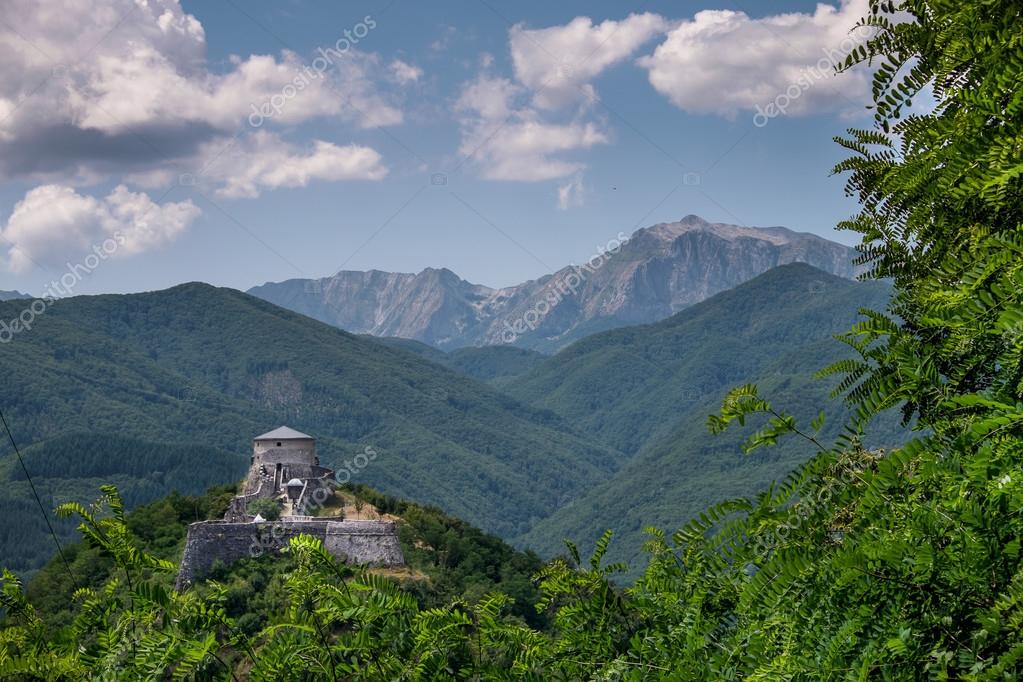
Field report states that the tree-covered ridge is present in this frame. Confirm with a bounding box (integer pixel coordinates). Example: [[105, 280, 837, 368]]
[[509, 264, 905, 574], [505, 263, 894, 458], [0, 281, 620, 574]]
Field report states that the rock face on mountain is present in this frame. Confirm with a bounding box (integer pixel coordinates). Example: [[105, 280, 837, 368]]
[[248, 215, 861, 351], [248, 268, 493, 349]]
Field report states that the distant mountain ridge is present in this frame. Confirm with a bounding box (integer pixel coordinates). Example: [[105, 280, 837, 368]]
[[248, 215, 861, 351], [0, 290, 30, 301]]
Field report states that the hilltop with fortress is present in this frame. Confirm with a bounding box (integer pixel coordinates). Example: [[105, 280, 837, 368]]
[[176, 427, 404, 588]]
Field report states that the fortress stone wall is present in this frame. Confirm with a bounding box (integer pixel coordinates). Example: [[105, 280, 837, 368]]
[[253, 446, 317, 466], [176, 519, 404, 588], [176, 426, 405, 588]]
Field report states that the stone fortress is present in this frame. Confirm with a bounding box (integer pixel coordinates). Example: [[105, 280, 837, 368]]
[[176, 427, 404, 588]]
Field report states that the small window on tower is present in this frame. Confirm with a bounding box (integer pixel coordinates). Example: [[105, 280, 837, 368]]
[[276, 442, 282, 447]]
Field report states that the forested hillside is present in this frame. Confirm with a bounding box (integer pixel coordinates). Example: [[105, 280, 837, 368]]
[[24, 483, 548, 633], [0, 266, 896, 578], [506, 264, 892, 456], [0, 284, 619, 573], [507, 264, 904, 571], [371, 337, 547, 385], [0, 434, 240, 574]]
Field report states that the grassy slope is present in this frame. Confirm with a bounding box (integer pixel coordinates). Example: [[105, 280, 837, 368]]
[[0, 284, 619, 574]]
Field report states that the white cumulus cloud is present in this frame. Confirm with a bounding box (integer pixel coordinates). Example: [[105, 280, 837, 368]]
[[1, 184, 200, 271], [637, 0, 872, 118], [199, 132, 388, 199], [455, 75, 607, 181], [0, 0, 399, 182], [511, 13, 668, 110], [456, 13, 666, 183]]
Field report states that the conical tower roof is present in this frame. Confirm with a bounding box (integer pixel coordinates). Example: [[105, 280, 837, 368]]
[[254, 426, 314, 441]]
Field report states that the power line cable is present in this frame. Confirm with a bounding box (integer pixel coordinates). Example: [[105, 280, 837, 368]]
[[0, 407, 78, 589]]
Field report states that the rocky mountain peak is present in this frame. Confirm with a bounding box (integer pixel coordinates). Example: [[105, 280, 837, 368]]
[[249, 215, 861, 351], [640, 216, 797, 246]]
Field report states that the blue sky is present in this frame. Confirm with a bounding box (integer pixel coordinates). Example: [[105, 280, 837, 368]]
[[0, 0, 878, 296]]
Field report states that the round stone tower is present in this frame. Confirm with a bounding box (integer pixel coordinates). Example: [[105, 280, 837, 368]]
[[252, 425, 317, 466], [176, 427, 404, 588]]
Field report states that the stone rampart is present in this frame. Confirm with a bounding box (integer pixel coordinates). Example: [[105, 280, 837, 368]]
[[176, 518, 404, 589]]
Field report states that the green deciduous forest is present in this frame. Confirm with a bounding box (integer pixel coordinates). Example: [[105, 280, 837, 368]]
[[2, 0, 1022, 678], [0, 247, 892, 580], [506, 264, 906, 576], [0, 276, 621, 573], [19, 484, 546, 637], [0, 434, 242, 575]]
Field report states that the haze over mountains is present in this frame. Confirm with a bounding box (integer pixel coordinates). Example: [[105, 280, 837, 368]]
[[249, 215, 861, 351]]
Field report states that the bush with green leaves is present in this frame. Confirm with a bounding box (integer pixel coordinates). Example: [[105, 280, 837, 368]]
[[246, 497, 282, 522]]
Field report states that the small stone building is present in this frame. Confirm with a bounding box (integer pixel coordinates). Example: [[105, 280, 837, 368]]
[[177, 427, 404, 588], [228, 426, 336, 520]]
